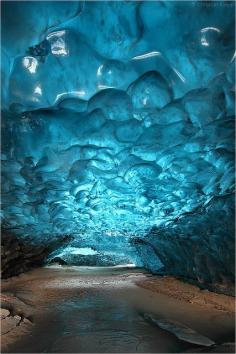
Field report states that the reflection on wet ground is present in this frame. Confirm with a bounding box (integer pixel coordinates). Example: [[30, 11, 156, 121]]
[[2, 267, 235, 353], [42, 292, 188, 353]]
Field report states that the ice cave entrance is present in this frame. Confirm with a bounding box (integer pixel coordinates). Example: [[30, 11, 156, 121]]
[[1, 0, 234, 291], [67, 247, 98, 256], [0, 1, 235, 353]]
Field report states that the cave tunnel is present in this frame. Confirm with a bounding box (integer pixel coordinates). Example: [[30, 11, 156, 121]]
[[1, 1, 235, 353]]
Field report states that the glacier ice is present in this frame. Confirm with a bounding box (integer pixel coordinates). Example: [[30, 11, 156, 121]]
[[1, 1, 235, 285]]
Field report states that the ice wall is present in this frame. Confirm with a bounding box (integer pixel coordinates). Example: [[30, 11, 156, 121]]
[[1, 1, 235, 283]]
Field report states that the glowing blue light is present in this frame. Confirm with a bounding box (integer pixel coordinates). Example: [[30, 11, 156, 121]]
[[1, 1, 234, 279]]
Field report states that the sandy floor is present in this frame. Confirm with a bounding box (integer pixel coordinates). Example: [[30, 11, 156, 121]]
[[1, 266, 235, 353]]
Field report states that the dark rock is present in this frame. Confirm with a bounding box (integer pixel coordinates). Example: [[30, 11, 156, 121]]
[[1, 230, 74, 278], [50, 257, 68, 265]]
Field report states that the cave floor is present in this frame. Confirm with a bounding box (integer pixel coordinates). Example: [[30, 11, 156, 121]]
[[1, 266, 235, 353]]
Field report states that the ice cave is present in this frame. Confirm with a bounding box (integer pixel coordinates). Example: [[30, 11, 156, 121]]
[[1, 1, 235, 353]]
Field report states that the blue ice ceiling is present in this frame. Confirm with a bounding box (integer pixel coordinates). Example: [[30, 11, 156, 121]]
[[1, 1, 235, 275]]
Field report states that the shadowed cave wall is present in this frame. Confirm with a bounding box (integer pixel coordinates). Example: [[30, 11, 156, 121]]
[[1, 1, 235, 292]]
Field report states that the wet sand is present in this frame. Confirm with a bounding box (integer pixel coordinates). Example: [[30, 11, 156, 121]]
[[1, 266, 235, 353]]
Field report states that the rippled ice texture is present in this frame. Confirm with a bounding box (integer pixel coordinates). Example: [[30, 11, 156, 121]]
[[1, 1, 235, 278]]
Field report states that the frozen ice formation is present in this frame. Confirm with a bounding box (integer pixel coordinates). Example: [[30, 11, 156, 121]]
[[143, 315, 215, 346], [1, 1, 235, 284]]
